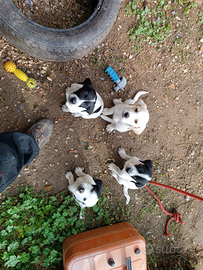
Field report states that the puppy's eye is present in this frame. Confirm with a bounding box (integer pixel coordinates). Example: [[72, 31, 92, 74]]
[[135, 120, 138, 124], [83, 198, 86, 201], [78, 186, 85, 193], [70, 97, 76, 104], [124, 112, 129, 118], [135, 108, 138, 112], [126, 167, 131, 173]]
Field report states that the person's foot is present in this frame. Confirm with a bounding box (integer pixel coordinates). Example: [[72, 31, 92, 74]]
[[26, 119, 53, 149]]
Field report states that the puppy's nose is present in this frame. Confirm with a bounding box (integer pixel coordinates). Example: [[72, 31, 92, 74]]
[[70, 97, 76, 104], [123, 112, 129, 118]]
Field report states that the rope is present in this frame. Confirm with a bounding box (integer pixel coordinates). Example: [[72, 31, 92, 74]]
[[148, 181, 203, 202], [144, 181, 203, 236]]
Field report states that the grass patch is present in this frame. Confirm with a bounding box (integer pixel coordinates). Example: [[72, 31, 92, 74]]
[[0, 185, 132, 269], [197, 11, 203, 30], [125, 0, 197, 49]]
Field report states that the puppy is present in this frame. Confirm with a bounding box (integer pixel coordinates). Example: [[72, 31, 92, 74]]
[[100, 91, 149, 134], [62, 78, 104, 119], [108, 148, 152, 204], [66, 167, 103, 218]]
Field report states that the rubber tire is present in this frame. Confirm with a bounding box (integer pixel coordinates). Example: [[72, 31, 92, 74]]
[[0, 0, 121, 62]]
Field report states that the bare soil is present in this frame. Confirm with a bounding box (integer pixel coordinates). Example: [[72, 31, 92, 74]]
[[0, 0, 203, 269], [12, 0, 96, 28]]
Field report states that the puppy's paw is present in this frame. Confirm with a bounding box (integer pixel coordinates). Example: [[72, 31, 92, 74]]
[[65, 171, 73, 180], [75, 167, 83, 176], [106, 124, 114, 133], [126, 199, 130, 205], [102, 108, 109, 115], [113, 99, 122, 105], [118, 147, 126, 156], [71, 113, 81, 118], [108, 163, 117, 173], [62, 104, 69, 112]]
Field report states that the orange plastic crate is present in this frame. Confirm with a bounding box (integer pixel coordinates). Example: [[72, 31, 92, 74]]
[[63, 222, 147, 270]]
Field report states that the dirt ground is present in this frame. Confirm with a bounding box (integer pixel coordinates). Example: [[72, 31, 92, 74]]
[[0, 0, 203, 269]]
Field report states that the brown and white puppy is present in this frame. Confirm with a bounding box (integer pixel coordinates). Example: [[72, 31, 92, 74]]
[[66, 167, 103, 218], [108, 148, 152, 204], [100, 91, 149, 134]]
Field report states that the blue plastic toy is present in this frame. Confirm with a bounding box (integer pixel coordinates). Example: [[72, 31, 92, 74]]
[[105, 66, 127, 91]]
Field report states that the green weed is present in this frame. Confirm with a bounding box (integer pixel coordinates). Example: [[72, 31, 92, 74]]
[[125, 0, 197, 50], [0, 185, 132, 269], [197, 11, 203, 31], [126, 0, 172, 46]]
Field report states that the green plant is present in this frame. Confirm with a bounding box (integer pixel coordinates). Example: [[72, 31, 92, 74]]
[[197, 11, 203, 29], [125, 0, 197, 49], [126, 0, 172, 46], [0, 185, 132, 269], [85, 187, 133, 229], [85, 145, 91, 151]]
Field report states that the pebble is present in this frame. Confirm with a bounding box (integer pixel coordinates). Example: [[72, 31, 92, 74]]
[[47, 76, 52, 81], [190, 149, 195, 156]]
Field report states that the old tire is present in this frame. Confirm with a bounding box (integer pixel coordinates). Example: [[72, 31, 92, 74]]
[[0, 0, 121, 61]]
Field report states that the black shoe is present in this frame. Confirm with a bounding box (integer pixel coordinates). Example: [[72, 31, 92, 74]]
[[26, 119, 53, 149]]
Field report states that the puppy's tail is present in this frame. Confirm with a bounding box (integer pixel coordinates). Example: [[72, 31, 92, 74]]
[[100, 114, 114, 123], [133, 91, 148, 102]]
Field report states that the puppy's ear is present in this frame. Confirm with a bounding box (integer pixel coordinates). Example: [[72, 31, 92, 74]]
[[131, 176, 149, 188], [137, 160, 153, 176], [91, 179, 103, 197], [79, 101, 95, 114], [81, 78, 93, 88]]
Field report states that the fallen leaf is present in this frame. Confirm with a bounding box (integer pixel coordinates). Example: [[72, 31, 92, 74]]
[[44, 185, 52, 191], [170, 83, 175, 89]]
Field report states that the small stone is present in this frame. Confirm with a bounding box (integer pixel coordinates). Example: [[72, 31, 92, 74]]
[[190, 149, 195, 156], [47, 76, 52, 81]]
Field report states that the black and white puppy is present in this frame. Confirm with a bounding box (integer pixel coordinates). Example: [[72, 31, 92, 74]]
[[66, 167, 103, 218], [108, 148, 152, 204], [62, 78, 104, 119]]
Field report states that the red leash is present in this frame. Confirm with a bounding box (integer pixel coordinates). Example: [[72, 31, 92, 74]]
[[144, 181, 203, 236]]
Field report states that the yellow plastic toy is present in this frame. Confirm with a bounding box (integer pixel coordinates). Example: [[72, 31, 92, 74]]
[[4, 61, 37, 89]]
